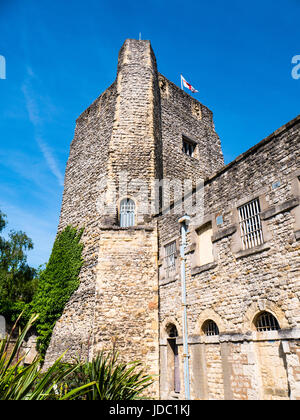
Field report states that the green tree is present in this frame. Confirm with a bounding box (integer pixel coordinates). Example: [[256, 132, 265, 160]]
[[31, 226, 84, 359], [0, 211, 37, 322]]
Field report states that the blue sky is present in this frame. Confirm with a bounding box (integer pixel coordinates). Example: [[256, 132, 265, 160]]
[[0, 0, 299, 267]]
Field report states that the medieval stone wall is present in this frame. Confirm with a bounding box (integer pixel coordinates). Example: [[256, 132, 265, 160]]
[[93, 226, 159, 397], [43, 38, 300, 400], [158, 73, 224, 185], [43, 82, 118, 368], [158, 115, 300, 399], [44, 40, 163, 396]]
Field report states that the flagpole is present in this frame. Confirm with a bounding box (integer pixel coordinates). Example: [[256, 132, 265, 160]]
[[180, 74, 183, 90]]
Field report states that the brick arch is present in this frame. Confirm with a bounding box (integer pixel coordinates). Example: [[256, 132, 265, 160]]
[[243, 300, 289, 332], [194, 309, 226, 335]]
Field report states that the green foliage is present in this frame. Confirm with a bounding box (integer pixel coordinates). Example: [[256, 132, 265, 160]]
[[0, 314, 95, 400], [64, 351, 154, 400], [0, 315, 153, 400], [0, 210, 37, 324], [31, 226, 84, 359]]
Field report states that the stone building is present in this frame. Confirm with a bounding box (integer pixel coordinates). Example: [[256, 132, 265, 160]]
[[44, 39, 300, 400]]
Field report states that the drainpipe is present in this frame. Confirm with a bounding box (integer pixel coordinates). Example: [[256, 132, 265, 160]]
[[178, 214, 191, 400]]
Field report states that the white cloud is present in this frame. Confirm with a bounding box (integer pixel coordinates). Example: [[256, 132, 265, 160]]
[[21, 68, 64, 187], [36, 136, 64, 186]]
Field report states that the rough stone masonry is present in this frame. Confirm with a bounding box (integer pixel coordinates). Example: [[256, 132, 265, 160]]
[[44, 39, 300, 400]]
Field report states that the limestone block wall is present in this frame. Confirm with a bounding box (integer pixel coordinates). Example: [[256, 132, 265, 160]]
[[59, 81, 117, 231], [44, 83, 118, 367], [107, 39, 163, 215], [43, 35, 299, 400], [92, 226, 159, 397], [158, 115, 300, 399], [44, 40, 163, 391], [158, 73, 224, 185]]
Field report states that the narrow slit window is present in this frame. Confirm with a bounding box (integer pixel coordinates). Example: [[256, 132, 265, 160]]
[[238, 198, 263, 250]]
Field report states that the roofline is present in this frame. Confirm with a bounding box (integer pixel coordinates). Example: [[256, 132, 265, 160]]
[[205, 114, 300, 186], [154, 114, 300, 218]]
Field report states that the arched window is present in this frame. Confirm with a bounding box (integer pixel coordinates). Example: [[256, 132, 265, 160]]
[[254, 311, 280, 332], [167, 324, 178, 338], [202, 319, 219, 336], [166, 324, 180, 394], [120, 198, 135, 227]]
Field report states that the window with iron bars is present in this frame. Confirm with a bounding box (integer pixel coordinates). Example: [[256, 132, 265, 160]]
[[238, 198, 263, 250], [202, 320, 219, 336], [255, 311, 280, 332], [165, 241, 176, 277]]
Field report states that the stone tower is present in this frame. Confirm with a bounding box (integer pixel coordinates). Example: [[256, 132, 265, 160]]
[[43, 39, 224, 397]]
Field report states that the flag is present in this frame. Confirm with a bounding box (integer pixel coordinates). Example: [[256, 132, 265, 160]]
[[181, 75, 198, 93]]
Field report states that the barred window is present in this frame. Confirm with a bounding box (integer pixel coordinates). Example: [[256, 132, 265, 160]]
[[238, 198, 263, 250], [120, 198, 135, 228], [165, 241, 176, 277], [202, 320, 219, 336], [255, 311, 280, 332]]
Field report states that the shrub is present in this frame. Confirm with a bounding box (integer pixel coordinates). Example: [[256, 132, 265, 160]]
[[65, 351, 154, 400], [31, 226, 84, 359], [0, 315, 153, 400], [0, 314, 94, 400]]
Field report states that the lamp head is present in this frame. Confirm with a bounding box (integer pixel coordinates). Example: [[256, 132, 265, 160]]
[[178, 214, 191, 226]]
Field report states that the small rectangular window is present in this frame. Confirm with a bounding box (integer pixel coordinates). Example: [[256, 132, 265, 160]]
[[182, 137, 196, 157], [238, 198, 263, 250], [165, 241, 176, 277]]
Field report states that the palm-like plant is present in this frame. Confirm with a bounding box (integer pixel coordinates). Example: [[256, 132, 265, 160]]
[[66, 351, 154, 400], [0, 314, 94, 400], [0, 314, 153, 400]]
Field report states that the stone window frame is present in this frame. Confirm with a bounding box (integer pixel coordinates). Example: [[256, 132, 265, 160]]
[[164, 240, 177, 278], [188, 216, 218, 275], [117, 196, 137, 228], [253, 311, 280, 332], [165, 323, 181, 395], [201, 319, 220, 336], [192, 309, 225, 344], [237, 198, 264, 250], [181, 134, 199, 160], [231, 192, 271, 259], [159, 319, 183, 400], [194, 221, 215, 269], [159, 236, 180, 285]]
